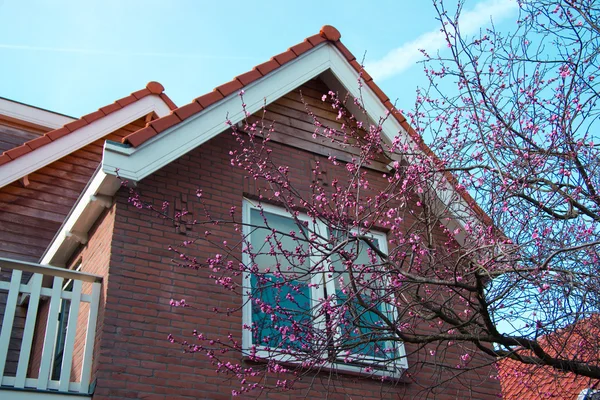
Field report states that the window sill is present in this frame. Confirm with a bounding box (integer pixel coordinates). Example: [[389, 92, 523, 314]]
[[242, 349, 407, 381]]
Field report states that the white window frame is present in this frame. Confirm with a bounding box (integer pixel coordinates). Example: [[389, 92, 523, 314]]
[[578, 388, 600, 400], [241, 199, 408, 377], [241, 199, 327, 363]]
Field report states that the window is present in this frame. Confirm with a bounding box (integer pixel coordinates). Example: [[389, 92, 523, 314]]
[[329, 230, 400, 365], [242, 200, 407, 375]]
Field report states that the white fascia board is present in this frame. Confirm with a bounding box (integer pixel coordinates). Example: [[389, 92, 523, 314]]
[[102, 43, 332, 181], [41, 169, 121, 267], [0, 97, 75, 129], [0, 94, 172, 189]]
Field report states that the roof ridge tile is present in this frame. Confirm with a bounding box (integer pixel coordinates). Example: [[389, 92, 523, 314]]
[[216, 80, 243, 98]]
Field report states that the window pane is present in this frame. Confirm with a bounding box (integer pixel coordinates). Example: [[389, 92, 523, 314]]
[[249, 208, 312, 350], [251, 274, 311, 350], [250, 209, 310, 276], [330, 233, 392, 359]]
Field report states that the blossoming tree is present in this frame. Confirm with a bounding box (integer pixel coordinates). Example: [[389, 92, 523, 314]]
[[414, 0, 600, 393], [129, 0, 599, 397]]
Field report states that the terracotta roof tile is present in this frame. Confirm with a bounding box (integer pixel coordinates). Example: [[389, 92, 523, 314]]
[[366, 80, 389, 103], [289, 40, 313, 57], [131, 88, 151, 100], [149, 112, 181, 134], [216, 80, 243, 98], [320, 25, 341, 41], [195, 91, 224, 108], [0, 81, 176, 165], [82, 110, 105, 124], [116, 26, 494, 227], [5, 144, 31, 160], [499, 316, 600, 399], [383, 100, 406, 123], [159, 93, 177, 110], [120, 25, 408, 153], [46, 127, 69, 141], [147, 81, 165, 95], [174, 101, 203, 121], [99, 102, 122, 115], [306, 34, 326, 47], [334, 41, 355, 62], [350, 60, 372, 82], [254, 60, 279, 76], [272, 51, 295, 66], [26, 135, 51, 151], [236, 70, 262, 86], [125, 126, 158, 147], [64, 118, 87, 133], [116, 95, 137, 108]]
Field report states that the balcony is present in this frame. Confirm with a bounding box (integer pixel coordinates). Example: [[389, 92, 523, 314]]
[[0, 258, 102, 399]]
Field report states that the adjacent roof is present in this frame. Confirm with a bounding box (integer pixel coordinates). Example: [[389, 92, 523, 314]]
[[498, 316, 600, 399], [0, 82, 176, 167], [117, 25, 491, 227]]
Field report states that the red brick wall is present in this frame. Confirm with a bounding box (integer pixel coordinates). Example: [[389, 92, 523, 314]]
[[90, 124, 501, 399], [69, 204, 115, 386]]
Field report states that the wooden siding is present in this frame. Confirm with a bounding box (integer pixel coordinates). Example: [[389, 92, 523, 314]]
[[253, 78, 389, 169], [0, 117, 146, 263]]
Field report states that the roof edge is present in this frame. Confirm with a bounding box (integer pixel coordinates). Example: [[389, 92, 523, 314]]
[[0, 81, 176, 167], [121, 26, 344, 147], [0, 93, 173, 188], [40, 24, 495, 270]]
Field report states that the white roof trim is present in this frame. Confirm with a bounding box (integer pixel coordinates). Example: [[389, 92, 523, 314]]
[[103, 43, 414, 182], [0, 94, 172, 189], [41, 169, 121, 267], [103, 44, 332, 180], [0, 97, 75, 129]]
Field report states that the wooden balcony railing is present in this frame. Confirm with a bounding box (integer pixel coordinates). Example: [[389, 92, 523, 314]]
[[0, 258, 102, 395]]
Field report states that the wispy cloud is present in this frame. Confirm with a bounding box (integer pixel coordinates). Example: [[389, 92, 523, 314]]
[[0, 44, 257, 61], [366, 0, 518, 81]]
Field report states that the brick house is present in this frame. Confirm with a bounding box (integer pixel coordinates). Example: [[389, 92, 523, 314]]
[[0, 26, 501, 399]]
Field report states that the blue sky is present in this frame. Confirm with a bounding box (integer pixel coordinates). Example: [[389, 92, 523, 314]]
[[0, 0, 518, 118]]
